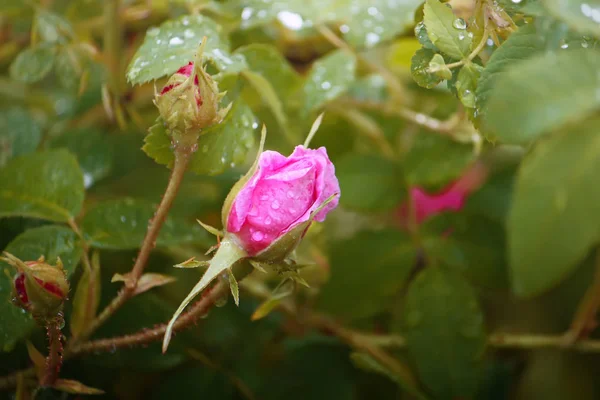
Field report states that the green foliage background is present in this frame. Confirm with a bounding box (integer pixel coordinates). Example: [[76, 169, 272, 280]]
[[1, 0, 600, 398]]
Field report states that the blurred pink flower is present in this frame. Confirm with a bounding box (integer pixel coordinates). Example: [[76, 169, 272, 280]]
[[226, 145, 340, 256]]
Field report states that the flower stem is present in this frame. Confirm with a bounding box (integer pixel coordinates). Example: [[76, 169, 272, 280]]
[[66, 280, 227, 355], [73, 149, 193, 343], [41, 321, 63, 387]]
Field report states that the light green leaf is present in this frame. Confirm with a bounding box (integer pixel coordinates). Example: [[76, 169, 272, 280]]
[[337, 154, 404, 212], [241, 70, 288, 128], [236, 0, 420, 48], [509, 117, 600, 297], [476, 25, 545, 122], [9, 45, 56, 84], [0, 226, 82, 351], [303, 49, 356, 113], [0, 150, 85, 222], [484, 49, 600, 144], [126, 15, 244, 85], [55, 46, 87, 92], [423, 0, 472, 59], [455, 63, 481, 108], [543, 0, 600, 38], [317, 229, 416, 320], [81, 198, 210, 250], [0, 108, 42, 167], [143, 100, 256, 176], [402, 267, 486, 399], [403, 131, 475, 188], [49, 128, 113, 188], [411, 48, 444, 89], [35, 9, 74, 44], [234, 43, 302, 108]]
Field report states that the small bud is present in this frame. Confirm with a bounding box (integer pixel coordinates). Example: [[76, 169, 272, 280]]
[[3, 253, 69, 321], [154, 38, 231, 141]]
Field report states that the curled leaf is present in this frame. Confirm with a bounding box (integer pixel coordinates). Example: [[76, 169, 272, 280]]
[[112, 272, 176, 296], [251, 277, 295, 321], [174, 257, 209, 269]]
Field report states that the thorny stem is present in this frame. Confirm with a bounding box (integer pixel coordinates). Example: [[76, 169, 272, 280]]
[[41, 322, 63, 387], [73, 149, 193, 344], [563, 249, 600, 345], [67, 280, 227, 355]]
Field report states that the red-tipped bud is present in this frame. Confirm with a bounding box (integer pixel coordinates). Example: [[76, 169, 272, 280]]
[[154, 39, 231, 141], [4, 254, 69, 321]]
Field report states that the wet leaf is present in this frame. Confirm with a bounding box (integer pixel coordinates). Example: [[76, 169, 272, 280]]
[[0, 108, 42, 167], [543, 0, 600, 38], [9, 45, 56, 84], [336, 154, 404, 212], [402, 267, 486, 399], [411, 48, 444, 89], [0, 226, 82, 351], [35, 9, 74, 43], [423, 0, 472, 59], [81, 198, 209, 250], [127, 15, 245, 85], [318, 229, 415, 320], [0, 150, 85, 222], [509, 117, 600, 296], [143, 99, 257, 176], [454, 63, 481, 108], [484, 49, 600, 144], [302, 49, 356, 113]]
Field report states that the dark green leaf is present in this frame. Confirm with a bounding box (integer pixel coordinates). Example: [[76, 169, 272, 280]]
[[9, 45, 56, 84], [402, 267, 486, 399], [143, 100, 256, 176], [403, 131, 475, 188], [336, 154, 404, 212], [303, 49, 356, 113], [0, 226, 82, 351], [81, 198, 210, 250], [0, 150, 85, 222], [411, 48, 444, 89], [318, 229, 416, 320], [0, 108, 42, 167], [423, 0, 472, 59], [126, 15, 245, 85], [49, 128, 113, 188], [484, 49, 600, 144], [415, 21, 438, 50], [476, 25, 545, 122], [509, 117, 600, 296]]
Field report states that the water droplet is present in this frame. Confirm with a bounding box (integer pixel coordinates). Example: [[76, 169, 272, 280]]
[[277, 10, 304, 30], [252, 122, 259, 129], [214, 296, 228, 308], [271, 200, 280, 210], [200, 310, 210, 319], [260, 194, 269, 201], [453, 18, 467, 29], [339, 24, 350, 33], [367, 6, 379, 16], [120, 216, 126, 223], [458, 32, 466, 40], [286, 190, 295, 199], [183, 29, 195, 39], [561, 42, 569, 49], [289, 208, 296, 214], [252, 231, 264, 241], [511, 0, 522, 3], [169, 37, 184, 45], [321, 81, 332, 90], [220, 156, 226, 164], [365, 32, 380, 47], [241, 7, 253, 20], [264, 216, 272, 225]]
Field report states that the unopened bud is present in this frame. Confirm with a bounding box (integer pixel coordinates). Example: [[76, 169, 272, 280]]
[[154, 38, 231, 142], [3, 253, 69, 321]]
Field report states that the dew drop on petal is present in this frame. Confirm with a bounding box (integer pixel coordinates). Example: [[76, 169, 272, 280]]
[[252, 231, 264, 241], [264, 216, 272, 226], [287, 190, 295, 199], [271, 200, 280, 210]]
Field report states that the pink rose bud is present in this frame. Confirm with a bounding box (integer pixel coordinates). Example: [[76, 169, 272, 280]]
[[154, 39, 230, 140], [224, 145, 340, 258], [3, 254, 69, 321]]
